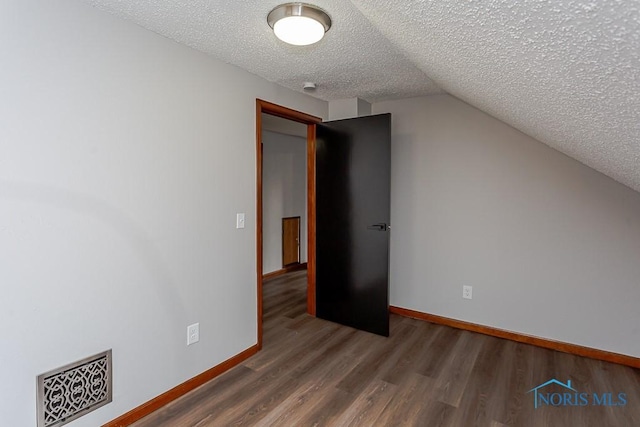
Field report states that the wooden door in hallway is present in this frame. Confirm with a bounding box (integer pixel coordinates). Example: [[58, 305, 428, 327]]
[[282, 216, 300, 267]]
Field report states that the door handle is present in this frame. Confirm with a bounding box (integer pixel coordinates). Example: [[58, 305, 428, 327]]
[[367, 223, 388, 231]]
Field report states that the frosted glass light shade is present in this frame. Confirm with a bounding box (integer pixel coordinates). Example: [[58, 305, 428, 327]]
[[268, 3, 331, 46], [273, 16, 325, 46]]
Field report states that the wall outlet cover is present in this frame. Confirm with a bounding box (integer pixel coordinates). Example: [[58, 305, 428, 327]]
[[187, 323, 200, 345]]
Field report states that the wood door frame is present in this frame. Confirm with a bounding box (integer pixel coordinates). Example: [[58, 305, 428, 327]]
[[282, 216, 301, 267], [256, 99, 321, 349]]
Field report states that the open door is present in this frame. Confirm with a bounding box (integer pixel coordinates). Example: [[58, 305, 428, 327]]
[[315, 114, 391, 336]]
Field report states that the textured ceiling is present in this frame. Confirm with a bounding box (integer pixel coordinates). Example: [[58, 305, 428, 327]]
[[83, 0, 442, 102], [84, 0, 640, 192], [351, 0, 640, 193]]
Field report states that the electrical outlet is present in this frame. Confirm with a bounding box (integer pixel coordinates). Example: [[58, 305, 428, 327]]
[[236, 213, 245, 229], [187, 323, 200, 345], [463, 285, 473, 300]]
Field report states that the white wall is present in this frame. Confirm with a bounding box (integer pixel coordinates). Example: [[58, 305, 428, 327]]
[[262, 131, 308, 274], [0, 1, 326, 426], [373, 95, 640, 358], [262, 114, 307, 138], [328, 98, 371, 120]]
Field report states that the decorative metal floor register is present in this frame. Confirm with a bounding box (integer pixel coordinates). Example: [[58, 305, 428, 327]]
[[36, 350, 112, 427]]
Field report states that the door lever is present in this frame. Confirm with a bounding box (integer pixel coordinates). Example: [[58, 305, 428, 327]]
[[367, 223, 388, 231]]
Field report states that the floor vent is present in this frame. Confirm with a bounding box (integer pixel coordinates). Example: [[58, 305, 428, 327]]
[[37, 350, 112, 427]]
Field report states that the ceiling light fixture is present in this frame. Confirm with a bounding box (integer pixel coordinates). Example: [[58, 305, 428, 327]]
[[268, 3, 331, 46]]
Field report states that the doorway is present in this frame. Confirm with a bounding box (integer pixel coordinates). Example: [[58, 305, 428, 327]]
[[256, 100, 321, 349]]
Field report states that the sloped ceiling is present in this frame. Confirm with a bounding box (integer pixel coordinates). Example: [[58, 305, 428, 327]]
[[84, 0, 640, 192], [350, 0, 640, 193]]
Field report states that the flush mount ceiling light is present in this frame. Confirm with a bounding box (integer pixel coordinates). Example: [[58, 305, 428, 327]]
[[268, 3, 331, 46]]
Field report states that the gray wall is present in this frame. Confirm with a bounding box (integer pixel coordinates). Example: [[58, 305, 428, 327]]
[[328, 98, 372, 120], [0, 1, 326, 426], [373, 95, 640, 358], [262, 131, 308, 274], [3, 2, 638, 425]]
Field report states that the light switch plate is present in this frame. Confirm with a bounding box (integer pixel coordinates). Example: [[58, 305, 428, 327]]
[[236, 213, 245, 229]]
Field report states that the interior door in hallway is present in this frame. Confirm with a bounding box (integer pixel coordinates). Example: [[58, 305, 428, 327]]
[[282, 216, 300, 266], [315, 114, 391, 337]]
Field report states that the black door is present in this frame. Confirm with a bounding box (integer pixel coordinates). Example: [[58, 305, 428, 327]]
[[315, 114, 391, 336]]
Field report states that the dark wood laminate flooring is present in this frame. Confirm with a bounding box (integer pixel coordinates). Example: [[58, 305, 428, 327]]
[[132, 270, 640, 426]]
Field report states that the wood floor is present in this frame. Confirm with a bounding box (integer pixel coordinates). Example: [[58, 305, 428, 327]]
[[132, 271, 640, 426]]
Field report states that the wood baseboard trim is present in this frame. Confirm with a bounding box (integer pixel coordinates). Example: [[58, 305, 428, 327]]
[[103, 344, 259, 427], [263, 262, 308, 281], [389, 306, 640, 369]]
